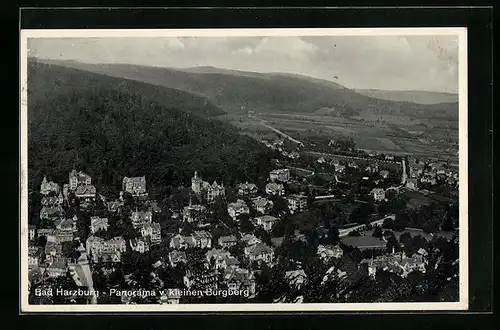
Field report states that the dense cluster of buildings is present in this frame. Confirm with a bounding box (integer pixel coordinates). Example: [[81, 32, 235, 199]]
[[28, 143, 458, 304]]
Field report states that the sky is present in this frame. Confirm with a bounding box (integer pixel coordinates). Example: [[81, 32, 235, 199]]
[[28, 35, 459, 93]]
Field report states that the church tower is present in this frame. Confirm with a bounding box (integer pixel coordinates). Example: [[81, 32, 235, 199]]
[[191, 171, 202, 195]]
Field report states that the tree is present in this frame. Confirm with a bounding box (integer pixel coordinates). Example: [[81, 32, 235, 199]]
[[271, 196, 289, 216], [327, 226, 340, 244], [372, 225, 383, 238], [238, 214, 255, 233], [382, 217, 394, 229]]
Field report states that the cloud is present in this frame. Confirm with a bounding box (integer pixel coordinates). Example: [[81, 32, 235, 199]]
[[27, 35, 459, 92], [252, 37, 318, 59], [166, 38, 185, 51], [233, 46, 253, 55]]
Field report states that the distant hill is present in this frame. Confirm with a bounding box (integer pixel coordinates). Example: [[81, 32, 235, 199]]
[[354, 89, 458, 105], [28, 58, 225, 117], [27, 59, 274, 199], [31, 58, 458, 120]]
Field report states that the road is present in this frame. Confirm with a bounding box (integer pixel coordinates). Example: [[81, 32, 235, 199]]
[[307, 151, 401, 166], [259, 121, 305, 147], [338, 214, 395, 238], [401, 158, 408, 184]]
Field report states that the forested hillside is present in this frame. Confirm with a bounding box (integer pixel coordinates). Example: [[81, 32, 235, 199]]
[[33, 59, 459, 120], [27, 60, 274, 198]]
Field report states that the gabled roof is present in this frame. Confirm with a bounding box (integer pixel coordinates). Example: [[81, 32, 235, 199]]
[[75, 184, 96, 195], [169, 250, 187, 262], [193, 231, 212, 239], [218, 235, 237, 243], [206, 248, 230, 261], [251, 197, 272, 208], [245, 242, 273, 256], [254, 215, 279, 223]]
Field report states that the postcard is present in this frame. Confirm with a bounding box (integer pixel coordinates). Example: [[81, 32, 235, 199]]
[[20, 27, 468, 312]]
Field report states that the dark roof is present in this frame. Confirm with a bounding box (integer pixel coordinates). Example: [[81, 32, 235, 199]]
[[341, 236, 386, 249]]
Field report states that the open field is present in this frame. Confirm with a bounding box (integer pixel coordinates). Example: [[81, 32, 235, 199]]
[[221, 112, 458, 162]]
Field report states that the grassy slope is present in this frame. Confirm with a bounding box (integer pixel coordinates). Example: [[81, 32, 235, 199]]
[[32, 58, 458, 120], [354, 89, 458, 105]]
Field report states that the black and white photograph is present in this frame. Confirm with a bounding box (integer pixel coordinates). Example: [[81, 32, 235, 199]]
[[20, 28, 468, 312]]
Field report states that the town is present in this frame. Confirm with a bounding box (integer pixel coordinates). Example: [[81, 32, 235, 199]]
[[27, 138, 460, 305]]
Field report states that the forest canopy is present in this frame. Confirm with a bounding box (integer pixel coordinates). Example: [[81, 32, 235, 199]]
[[28, 61, 274, 200]]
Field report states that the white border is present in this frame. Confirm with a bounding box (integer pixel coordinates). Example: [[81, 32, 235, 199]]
[[19, 27, 468, 313]]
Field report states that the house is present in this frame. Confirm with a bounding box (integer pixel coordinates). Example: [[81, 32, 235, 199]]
[[90, 217, 109, 234], [365, 164, 379, 173], [62, 184, 69, 201], [28, 225, 36, 241], [218, 235, 238, 249], [40, 206, 63, 220], [159, 289, 182, 304], [41, 192, 64, 206], [269, 169, 290, 183], [420, 175, 437, 185], [122, 176, 147, 197], [54, 230, 74, 243], [44, 241, 62, 262], [130, 210, 152, 229], [334, 164, 346, 174], [347, 161, 359, 169], [191, 171, 225, 202], [223, 267, 256, 296], [340, 236, 386, 251], [285, 269, 308, 290], [289, 151, 300, 160], [184, 268, 218, 291], [74, 184, 96, 201], [37, 228, 56, 239], [227, 199, 250, 221], [99, 250, 122, 263], [129, 237, 150, 253], [218, 256, 240, 270], [206, 181, 226, 203], [265, 182, 285, 196], [253, 215, 279, 232], [86, 236, 127, 262], [54, 216, 76, 232], [44, 258, 68, 278], [192, 231, 212, 249], [241, 234, 262, 247], [244, 242, 274, 264], [28, 246, 41, 268], [317, 157, 326, 164], [40, 176, 61, 196], [141, 223, 162, 245], [206, 248, 231, 267], [251, 196, 273, 215], [69, 170, 92, 190], [379, 170, 390, 179], [169, 234, 196, 250], [237, 182, 258, 197], [370, 188, 386, 202], [168, 250, 187, 267], [107, 200, 124, 213], [361, 251, 427, 278], [317, 245, 344, 261], [183, 204, 207, 223], [406, 178, 419, 190], [287, 194, 308, 214]]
